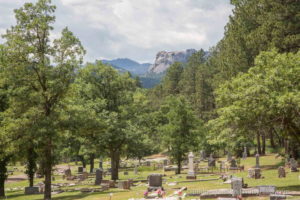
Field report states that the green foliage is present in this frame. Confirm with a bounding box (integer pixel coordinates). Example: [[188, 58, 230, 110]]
[[211, 0, 300, 84], [159, 96, 204, 172], [1, 0, 85, 197], [209, 50, 300, 155]]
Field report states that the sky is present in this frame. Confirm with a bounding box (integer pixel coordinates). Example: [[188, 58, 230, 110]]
[[0, 0, 233, 63]]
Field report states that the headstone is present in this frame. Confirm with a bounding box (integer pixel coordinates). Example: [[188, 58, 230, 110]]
[[118, 180, 130, 190], [25, 186, 40, 194], [290, 158, 299, 172], [186, 152, 196, 179], [128, 179, 134, 186], [148, 174, 163, 191], [78, 166, 83, 173], [278, 166, 286, 178], [227, 152, 232, 162], [134, 164, 138, 175], [208, 154, 216, 167], [231, 177, 243, 197], [99, 157, 103, 169], [242, 147, 247, 160], [248, 168, 262, 179], [109, 180, 115, 188], [146, 161, 151, 166], [163, 159, 168, 166], [258, 185, 276, 195], [270, 194, 287, 200], [200, 150, 206, 161], [255, 154, 260, 168], [95, 169, 103, 185], [124, 171, 128, 175], [64, 169, 72, 177], [78, 174, 85, 181], [230, 159, 238, 168], [82, 172, 89, 179]]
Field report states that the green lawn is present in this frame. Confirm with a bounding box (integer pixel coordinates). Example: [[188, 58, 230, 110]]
[[3, 154, 300, 200]]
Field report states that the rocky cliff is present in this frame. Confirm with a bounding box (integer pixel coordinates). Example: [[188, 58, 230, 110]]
[[148, 49, 197, 73]]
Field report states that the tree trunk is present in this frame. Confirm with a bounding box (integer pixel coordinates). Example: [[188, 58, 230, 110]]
[[27, 147, 37, 187], [110, 150, 119, 180], [79, 156, 86, 168], [176, 158, 181, 174], [0, 157, 9, 198], [89, 154, 95, 173], [257, 133, 261, 154], [284, 138, 289, 155], [270, 129, 275, 148], [44, 140, 52, 200], [262, 133, 266, 155]]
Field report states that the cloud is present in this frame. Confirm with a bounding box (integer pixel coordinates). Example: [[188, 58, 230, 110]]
[[0, 0, 233, 63]]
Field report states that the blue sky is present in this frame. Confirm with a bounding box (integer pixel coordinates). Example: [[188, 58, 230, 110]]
[[0, 0, 233, 63]]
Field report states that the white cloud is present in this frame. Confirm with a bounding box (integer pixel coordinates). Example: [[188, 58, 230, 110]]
[[0, 0, 233, 63]]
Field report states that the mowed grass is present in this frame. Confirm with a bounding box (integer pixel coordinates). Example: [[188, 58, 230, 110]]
[[3, 154, 300, 200]]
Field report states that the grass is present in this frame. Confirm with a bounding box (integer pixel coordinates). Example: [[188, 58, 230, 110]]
[[2, 154, 300, 200]]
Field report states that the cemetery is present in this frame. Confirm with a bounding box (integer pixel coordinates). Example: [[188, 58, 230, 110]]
[[3, 153, 300, 200]]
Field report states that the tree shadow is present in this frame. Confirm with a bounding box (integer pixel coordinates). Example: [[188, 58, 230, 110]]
[[260, 161, 285, 170], [277, 185, 300, 191]]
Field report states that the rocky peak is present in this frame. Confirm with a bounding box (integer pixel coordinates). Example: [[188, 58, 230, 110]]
[[148, 49, 197, 73]]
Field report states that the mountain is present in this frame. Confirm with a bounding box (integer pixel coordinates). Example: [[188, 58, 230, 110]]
[[101, 58, 151, 75], [148, 49, 197, 73]]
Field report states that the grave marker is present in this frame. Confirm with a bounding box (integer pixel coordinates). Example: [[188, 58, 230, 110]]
[[148, 174, 163, 191], [290, 158, 299, 172], [186, 152, 196, 179], [255, 154, 260, 168], [231, 177, 243, 197], [278, 166, 286, 178], [25, 186, 40, 195], [95, 169, 103, 185]]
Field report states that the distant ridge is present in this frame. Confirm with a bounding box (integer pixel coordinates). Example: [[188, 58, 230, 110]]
[[101, 58, 151, 75]]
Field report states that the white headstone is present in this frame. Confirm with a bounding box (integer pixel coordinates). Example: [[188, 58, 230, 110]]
[[187, 152, 196, 179], [231, 177, 243, 197]]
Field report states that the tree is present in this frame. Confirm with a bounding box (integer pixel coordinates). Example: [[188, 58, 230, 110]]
[[1, 1, 85, 199], [124, 90, 160, 162], [161, 62, 184, 95], [0, 45, 15, 198], [211, 0, 300, 85], [159, 96, 203, 174], [75, 62, 137, 180], [209, 50, 300, 157]]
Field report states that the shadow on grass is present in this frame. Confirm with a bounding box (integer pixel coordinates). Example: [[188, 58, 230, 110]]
[[277, 185, 300, 191], [5, 190, 129, 200], [260, 160, 285, 170]]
